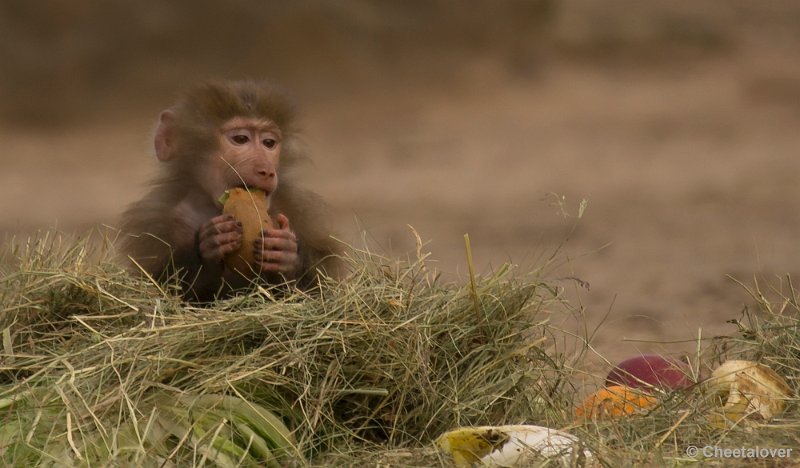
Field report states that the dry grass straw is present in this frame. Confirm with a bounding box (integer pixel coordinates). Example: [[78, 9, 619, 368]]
[[4, 231, 799, 466], [0, 230, 580, 465]]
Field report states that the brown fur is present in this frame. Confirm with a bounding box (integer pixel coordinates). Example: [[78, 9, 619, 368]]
[[120, 80, 340, 301]]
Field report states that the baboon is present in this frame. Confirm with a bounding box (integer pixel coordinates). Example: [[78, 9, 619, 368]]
[[120, 80, 339, 301]]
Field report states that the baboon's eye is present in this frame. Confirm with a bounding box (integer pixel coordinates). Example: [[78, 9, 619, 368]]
[[230, 134, 249, 145], [263, 138, 277, 149]]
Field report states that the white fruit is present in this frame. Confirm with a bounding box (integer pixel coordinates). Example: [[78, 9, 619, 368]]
[[436, 425, 592, 467]]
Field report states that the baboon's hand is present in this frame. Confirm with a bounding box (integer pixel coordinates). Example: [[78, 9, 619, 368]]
[[197, 214, 243, 264], [253, 214, 299, 277]]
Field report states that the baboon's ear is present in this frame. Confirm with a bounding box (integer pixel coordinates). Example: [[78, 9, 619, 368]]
[[154, 110, 176, 162]]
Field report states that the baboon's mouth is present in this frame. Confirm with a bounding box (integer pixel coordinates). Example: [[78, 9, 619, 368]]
[[219, 186, 271, 206], [234, 184, 270, 196]]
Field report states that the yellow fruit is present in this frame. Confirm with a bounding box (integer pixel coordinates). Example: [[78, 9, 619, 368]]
[[575, 385, 658, 420], [221, 188, 273, 276], [706, 360, 791, 426]]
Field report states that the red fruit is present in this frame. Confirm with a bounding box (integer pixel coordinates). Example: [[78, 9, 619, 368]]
[[606, 354, 693, 391]]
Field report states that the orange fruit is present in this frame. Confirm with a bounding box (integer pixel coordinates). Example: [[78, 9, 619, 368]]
[[575, 385, 658, 420], [221, 187, 273, 276]]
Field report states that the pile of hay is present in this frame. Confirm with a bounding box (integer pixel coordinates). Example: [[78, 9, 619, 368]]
[[0, 232, 578, 466]]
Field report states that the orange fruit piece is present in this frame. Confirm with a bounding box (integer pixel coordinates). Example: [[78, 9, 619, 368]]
[[220, 187, 273, 276], [575, 385, 658, 420]]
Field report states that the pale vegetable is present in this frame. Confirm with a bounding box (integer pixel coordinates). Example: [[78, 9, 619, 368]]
[[436, 425, 592, 467]]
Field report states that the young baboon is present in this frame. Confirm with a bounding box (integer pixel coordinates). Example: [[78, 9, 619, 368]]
[[120, 80, 340, 301]]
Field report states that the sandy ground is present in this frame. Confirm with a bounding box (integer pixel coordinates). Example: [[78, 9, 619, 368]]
[[2, 1, 799, 374], [302, 58, 800, 368]]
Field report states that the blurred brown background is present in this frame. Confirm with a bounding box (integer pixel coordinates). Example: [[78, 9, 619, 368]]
[[2, 0, 799, 364]]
